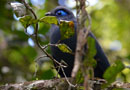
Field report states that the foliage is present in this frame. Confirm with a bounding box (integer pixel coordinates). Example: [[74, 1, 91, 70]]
[[40, 16, 58, 25], [84, 37, 97, 67], [57, 44, 72, 54], [0, 0, 130, 86], [103, 60, 125, 87], [19, 15, 38, 28], [59, 20, 75, 40]]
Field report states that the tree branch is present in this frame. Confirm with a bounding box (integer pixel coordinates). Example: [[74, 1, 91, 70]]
[[1, 79, 130, 90], [21, 0, 76, 87]]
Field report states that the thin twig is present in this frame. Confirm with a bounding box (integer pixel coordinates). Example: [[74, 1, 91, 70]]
[[72, 0, 89, 78], [22, 0, 76, 87], [34, 55, 47, 62], [72, 0, 92, 90], [34, 62, 38, 77], [22, 0, 64, 68], [61, 66, 77, 87]]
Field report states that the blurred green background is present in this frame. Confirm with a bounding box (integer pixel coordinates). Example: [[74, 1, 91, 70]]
[[0, 0, 130, 84]]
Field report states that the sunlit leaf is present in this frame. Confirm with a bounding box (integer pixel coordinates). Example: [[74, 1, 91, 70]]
[[103, 60, 125, 86], [39, 16, 75, 40], [10, 2, 26, 17], [56, 44, 72, 54], [59, 20, 75, 40], [39, 16, 58, 25], [19, 15, 38, 28]]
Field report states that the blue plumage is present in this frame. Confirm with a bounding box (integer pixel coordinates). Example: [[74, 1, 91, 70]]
[[56, 10, 68, 16], [45, 6, 110, 78]]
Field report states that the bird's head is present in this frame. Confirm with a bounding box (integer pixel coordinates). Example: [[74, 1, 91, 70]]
[[45, 6, 76, 22]]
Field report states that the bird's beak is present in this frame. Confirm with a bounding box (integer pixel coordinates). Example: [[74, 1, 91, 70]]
[[45, 12, 52, 16]]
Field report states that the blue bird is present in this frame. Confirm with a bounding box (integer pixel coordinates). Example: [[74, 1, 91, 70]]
[[45, 6, 110, 78]]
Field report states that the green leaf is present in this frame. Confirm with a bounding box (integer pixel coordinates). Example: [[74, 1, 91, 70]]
[[84, 37, 97, 67], [59, 20, 75, 40], [103, 60, 125, 86], [19, 15, 38, 28], [39, 16, 75, 40], [76, 70, 84, 84], [57, 44, 72, 54], [39, 16, 58, 25], [87, 37, 97, 58]]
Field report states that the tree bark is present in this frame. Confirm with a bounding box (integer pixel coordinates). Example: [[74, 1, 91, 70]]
[[0, 78, 130, 90]]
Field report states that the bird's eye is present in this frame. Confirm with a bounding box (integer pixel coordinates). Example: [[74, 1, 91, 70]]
[[56, 10, 68, 16]]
